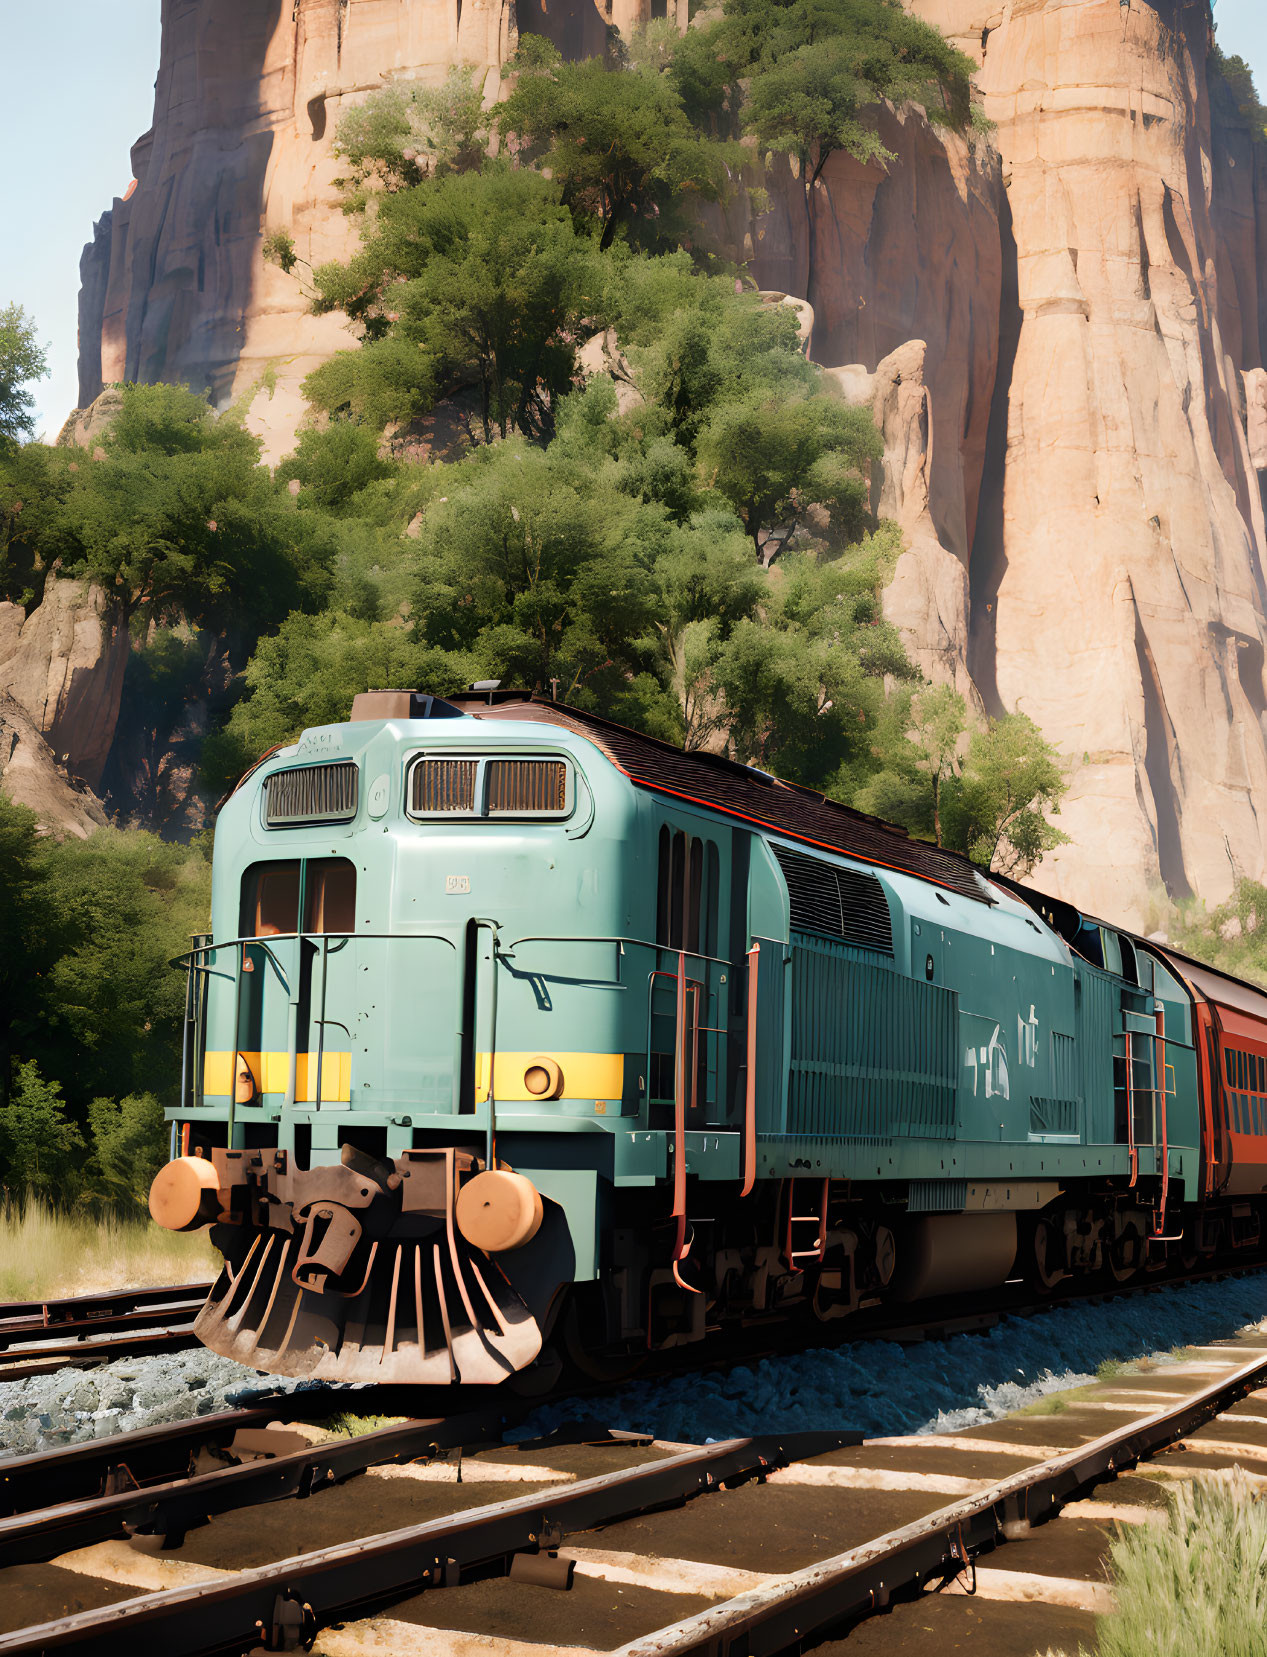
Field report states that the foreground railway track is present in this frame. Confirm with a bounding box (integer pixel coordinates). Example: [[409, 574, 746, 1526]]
[[0, 1285, 211, 1383], [3, 1317, 1267, 1654]]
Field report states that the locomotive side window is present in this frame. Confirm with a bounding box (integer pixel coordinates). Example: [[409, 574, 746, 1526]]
[[656, 827, 719, 953], [241, 857, 356, 937]]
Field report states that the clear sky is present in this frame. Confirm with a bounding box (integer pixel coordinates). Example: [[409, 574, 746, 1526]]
[[2, 0, 1266, 441]]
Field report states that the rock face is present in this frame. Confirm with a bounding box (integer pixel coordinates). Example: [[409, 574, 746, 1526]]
[[0, 580, 130, 792], [75, 0, 643, 465], [0, 693, 108, 839], [747, 105, 1003, 704], [901, 0, 1267, 925]]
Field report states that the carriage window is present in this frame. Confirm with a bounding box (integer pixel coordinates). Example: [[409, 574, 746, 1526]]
[[241, 857, 356, 937], [656, 827, 719, 954]]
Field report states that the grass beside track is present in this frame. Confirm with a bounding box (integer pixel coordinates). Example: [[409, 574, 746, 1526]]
[[0, 1199, 219, 1301], [1043, 1470, 1267, 1657]]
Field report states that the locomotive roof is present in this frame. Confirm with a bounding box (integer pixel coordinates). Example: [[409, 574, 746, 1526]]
[[444, 691, 993, 905]]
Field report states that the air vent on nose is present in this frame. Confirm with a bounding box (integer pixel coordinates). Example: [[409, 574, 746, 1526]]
[[264, 762, 359, 826]]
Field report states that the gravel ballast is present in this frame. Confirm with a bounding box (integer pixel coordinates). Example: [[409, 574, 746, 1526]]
[[4, 1269, 1267, 1458]]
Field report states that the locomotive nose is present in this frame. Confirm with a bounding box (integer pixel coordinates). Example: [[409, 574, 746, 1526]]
[[455, 1169, 544, 1253]]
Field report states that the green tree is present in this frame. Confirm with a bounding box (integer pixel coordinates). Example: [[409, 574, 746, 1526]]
[[201, 612, 479, 795], [693, 0, 974, 302], [275, 422, 398, 514], [697, 391, 880, 557], [856, 680, 967, 843], [0, 798, 63, 1107], [88, 1093, 169, 1208], [31, 829, 211, 1109], [497, 39, 737, 251], [0, 1063, 86, 1199], [310, 164, 605, 440], [331, 66, 492, 206], [0, 383, 333, 631], [412, 438, 659, 701], [942, 713, 1069, 877], [0, 304, 48, 449]]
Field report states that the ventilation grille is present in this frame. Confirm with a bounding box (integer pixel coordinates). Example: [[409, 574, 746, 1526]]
[[412, 759, 477, 814], [487, 758, 567, 815], [264, 762, 358, 826], [774, 845, 893, 953]]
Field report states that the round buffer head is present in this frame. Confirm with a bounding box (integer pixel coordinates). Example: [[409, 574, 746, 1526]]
[[455, 1169, 544, 1254]]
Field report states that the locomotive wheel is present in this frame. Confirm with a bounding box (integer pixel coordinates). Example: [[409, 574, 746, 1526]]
[[1030, 1218, 1065, 1293], [560, 1295, 647, 1385], [1105, 1226, 1142, 1285]]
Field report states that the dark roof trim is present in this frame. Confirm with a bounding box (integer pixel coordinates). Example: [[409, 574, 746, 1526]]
[[443, 691, 992, 904]]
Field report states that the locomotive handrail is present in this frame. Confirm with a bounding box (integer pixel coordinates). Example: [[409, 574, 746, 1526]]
[[502, 933, 733, 969], [174, 930, 462, 1127]]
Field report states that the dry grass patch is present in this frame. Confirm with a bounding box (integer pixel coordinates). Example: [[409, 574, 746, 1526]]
[[1040, 1469, 1267, 1657], [0, 1199, 219, 1302]]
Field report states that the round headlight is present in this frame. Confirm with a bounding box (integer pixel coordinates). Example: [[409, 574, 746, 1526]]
[[523, 1056, 564, 1100]]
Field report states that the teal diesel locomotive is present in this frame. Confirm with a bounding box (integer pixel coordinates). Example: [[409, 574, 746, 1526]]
[[149, 688, 1267, 1385]]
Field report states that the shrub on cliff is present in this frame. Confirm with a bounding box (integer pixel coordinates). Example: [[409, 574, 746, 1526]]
[[496, 36, 740, 253], [308, 164, 606, 442]]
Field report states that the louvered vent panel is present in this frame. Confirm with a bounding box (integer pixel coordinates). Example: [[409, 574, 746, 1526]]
[[411, 759, 478, 814], [264, 762, 358, 826], [774, 845, 893, 954], [486, 758, 567, 815]]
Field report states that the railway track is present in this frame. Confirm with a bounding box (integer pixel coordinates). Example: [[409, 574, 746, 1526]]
[[2, 1317, 1267, 1654], [0, 1285, 211, 1383]]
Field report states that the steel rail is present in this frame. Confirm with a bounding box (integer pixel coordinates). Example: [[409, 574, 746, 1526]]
[[0, 1327, 204, 1383], [0, 1408, 282, 1518], [0, 1411, 505, 1569], [0, 1284, 212, 1348], [607, 1344, 1267, 1657], [0, 1432, 854, 1656]]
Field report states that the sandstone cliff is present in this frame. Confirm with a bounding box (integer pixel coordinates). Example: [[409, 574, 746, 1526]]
[[902, 0, 1267, 926], [70, 0, 1267, 926]]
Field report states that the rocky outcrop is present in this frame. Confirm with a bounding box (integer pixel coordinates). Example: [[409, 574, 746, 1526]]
[[829, 341, 979, 701], [0, 693, 108, 839], [0, 580, 130, 791], [897, 0, 1267, 926]]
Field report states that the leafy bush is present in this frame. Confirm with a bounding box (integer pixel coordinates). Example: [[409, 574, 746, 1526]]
[[0, 1063, 86, 1201]]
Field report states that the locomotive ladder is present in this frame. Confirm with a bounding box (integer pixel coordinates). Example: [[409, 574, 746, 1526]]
[[784, 1176, 831, 1271]]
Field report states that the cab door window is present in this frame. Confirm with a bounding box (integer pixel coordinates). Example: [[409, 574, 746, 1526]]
[[241, 858, 356, 937]]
